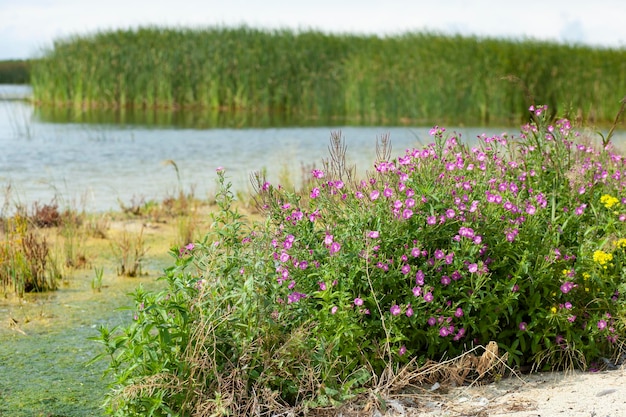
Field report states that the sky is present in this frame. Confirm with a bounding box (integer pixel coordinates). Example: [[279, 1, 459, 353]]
[[1, 0, 625, 60]]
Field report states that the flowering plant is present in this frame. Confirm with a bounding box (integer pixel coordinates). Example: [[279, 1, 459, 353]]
[[93, 106, 625, 414], [257, 107, 625, 374]]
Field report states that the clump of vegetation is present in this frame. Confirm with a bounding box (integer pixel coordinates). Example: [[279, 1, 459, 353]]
[[91, 106, 625, 415], [111, 227, 148, 277], [31, 27, 626, 125], [0, 59, 30, 84], [0, 214, 57, 295], [92, 266, 104, 292]]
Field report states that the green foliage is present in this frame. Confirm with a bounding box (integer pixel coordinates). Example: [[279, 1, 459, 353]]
[[31, 27, 626, 125], [0, 59, 30, 84], [93, 109, 626, 414]]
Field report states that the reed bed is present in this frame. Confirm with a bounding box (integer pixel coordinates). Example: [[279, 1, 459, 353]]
[[0, 59, 30, 84], [30, 26, 626, 125]]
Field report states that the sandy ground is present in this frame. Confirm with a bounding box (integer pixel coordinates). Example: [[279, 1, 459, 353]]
[[382, 367, 626, 417]]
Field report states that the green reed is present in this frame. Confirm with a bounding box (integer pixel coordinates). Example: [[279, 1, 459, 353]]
[[30, 26, 626, 125], [0, 59, 30, 84]]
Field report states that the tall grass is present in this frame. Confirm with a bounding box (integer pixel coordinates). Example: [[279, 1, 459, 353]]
[[0, 60, 30, 84], [31, 27, 626, 125]]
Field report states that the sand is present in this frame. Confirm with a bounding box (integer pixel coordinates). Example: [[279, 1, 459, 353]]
[[389, 367, 626, 417]]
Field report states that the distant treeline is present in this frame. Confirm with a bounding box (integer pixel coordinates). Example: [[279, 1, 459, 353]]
[[0, 60, 30, 84], [30, 27, 626, 125]]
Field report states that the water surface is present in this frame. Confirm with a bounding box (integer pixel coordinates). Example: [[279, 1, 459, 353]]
[[2, 85, 624, 213]]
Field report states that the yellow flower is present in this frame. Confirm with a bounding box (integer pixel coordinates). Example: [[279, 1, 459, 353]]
[[593, 250, 613, 266], [551, 306, 557, 314], [562, 269, 570, 276], [600, 194, 619, 209], [615, 238, 626, 249], [583, 272, 590, 280]]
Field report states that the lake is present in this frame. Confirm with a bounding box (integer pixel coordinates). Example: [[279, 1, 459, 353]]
[[1, 84, 624, 213]]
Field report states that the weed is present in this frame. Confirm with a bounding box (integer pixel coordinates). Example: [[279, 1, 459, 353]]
[[85, 213, 110, 239], [118, 195, 148, 217], [111, 227, 148, 277], [59, 209, 87, 268], [0, 214, 58, 295], [92, 266, 104, 292], [30, 200, 62, 228]]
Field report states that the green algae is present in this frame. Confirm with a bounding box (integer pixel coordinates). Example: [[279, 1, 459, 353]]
[[0, 263, 167, 416]]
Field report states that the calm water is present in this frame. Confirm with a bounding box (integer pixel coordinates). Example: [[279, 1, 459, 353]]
[[1, 85, 624, 213]]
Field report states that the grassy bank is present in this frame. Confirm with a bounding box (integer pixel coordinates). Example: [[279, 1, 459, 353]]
[[30, 27, 626, 125]]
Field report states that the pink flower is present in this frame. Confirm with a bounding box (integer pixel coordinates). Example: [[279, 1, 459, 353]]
[[330, 306, 338, 314], [287, 292, 306, 304], [390, 305, 401, 316], [597, 320, 607, 330], [310, 187, 320, 198], [519, 322, 527, 331], [179, 242, 195, 256], [324, 234, 334, 245], [455, 307, 464, 318], [398, 345, 407, 356], [370, 190, 380, 200], [453, 328, 466, 341], [412, 286, 422, 297], [424, 292, 434, 302], [329, 242, 341, 254], [311, 169, 324, 178], [505, 229, 519, 242], [402, 209, 413, 219], [354, 297, 364, 306], [318, 281, 327, 291], [406, 306, 414, 317], [367, 230, 380, 239], [560, 281, 575, 294], [468, 263, 478, 273], [415, 270, 425, 285]]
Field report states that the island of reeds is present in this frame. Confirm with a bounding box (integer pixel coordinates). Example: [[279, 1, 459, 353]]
[[30, 26, 626, 125]]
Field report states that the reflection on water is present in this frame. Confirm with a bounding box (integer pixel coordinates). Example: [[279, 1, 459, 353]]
[[1, 84, 624, 213], [35, 105, 352, 130]]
